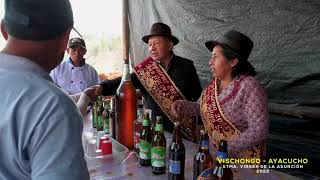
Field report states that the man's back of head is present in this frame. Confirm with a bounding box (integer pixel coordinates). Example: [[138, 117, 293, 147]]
[[0, 0, 90, 179], [1, 0, 74, 71], [3, 0, 73, 41]]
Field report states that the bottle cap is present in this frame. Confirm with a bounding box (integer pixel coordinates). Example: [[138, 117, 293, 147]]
[[200, 129, 207, 134]]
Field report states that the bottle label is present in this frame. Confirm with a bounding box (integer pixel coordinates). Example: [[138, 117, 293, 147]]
[[104, 117, 110, 134], [195, 152, 209, 163], [201, 140, 209, 149], [195, 152, 201, 160], [155, 124, 163, 132], [139, 140, 151, 160], [134, 132, 140, 149], [142, 119, 150, 126], [216, 151, 227, 160], [98, 116, 104, 129], [92, 108, 97, 127], [169, 160, 181, 174], [199, 167, 215, 178], [151, 146, 166, 167]]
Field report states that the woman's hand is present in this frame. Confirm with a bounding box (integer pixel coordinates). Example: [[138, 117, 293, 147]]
[[171, 100, 201, 119]]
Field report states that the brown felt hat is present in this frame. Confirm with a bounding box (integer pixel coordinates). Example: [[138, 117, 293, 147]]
[[142, 22, 179, 46], [205, 30, 253, 62]]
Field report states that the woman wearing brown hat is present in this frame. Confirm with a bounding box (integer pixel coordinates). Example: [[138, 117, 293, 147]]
[[171, 30, 268, 159]]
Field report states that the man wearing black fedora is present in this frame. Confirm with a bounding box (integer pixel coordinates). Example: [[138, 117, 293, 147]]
[[99, 22, 202, 140]]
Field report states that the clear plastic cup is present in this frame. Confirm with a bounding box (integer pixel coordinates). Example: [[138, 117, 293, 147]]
[[87, 139, 97, 157]]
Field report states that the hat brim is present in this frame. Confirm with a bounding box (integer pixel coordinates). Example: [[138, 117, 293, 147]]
[[205, 40, 221, 52], [68, 44, 86, 50], [205, 40, 252, 63], [142, 34, 179, 46], [205, 40, 240, 58]]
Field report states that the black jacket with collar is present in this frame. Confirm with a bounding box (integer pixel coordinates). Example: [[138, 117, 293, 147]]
[[100, 54, 202, 132]]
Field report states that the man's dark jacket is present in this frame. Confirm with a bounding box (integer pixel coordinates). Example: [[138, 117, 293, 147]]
[[100, 54, 202, 132]]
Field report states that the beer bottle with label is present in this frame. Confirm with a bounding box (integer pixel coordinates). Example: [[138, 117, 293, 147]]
[[139, 111, 152, 166], [193, 129, 213, 180], [103, 108, 110, 134], [168, 122, 185, 180], [151, 116, 166, 175], [92, 101, 98, 129], [136, 89, 144, 109], [133, 108, 143, 152], [97, 96, 104, 131], [145, 109, 153, 137], [115, 59, 137, 149], [109, 97, 116, 139], [212, 140, 233, 180]]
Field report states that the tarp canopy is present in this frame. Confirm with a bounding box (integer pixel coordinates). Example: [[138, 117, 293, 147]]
[[127, 0, 320, 178], [128, 0, 320, 107]]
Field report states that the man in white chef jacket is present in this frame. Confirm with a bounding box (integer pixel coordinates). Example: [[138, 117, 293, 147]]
[[50, 37, 100, 95]]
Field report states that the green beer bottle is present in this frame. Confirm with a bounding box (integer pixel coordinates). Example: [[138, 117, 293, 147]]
[[97, 96, 104, 131], [151, 116, 166, 175], [92, 101, 98, 129], [139, 111, 152, 166]]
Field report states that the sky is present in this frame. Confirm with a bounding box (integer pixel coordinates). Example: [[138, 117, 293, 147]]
[[69, 0, 122, 36], [0, 0, 122, 47]]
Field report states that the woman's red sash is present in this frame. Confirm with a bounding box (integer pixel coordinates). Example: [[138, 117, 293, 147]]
[[199, 78, 265, 158]]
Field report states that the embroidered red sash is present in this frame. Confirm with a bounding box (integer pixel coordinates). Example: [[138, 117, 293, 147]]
[[199, 78, 265, 159], [134, 57, 197, 141]]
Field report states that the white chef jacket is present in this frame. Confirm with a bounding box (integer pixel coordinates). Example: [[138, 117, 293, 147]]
[[50, 58, 100, 94]]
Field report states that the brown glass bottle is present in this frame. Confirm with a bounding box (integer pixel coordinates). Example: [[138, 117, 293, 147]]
[[139, 111, 152, 166], [115, 59, 137, 150], [212, 140, 233, 180], [151, 116, 166, 175], [168, 122, 185, 180], [193, 129, 213, 180]]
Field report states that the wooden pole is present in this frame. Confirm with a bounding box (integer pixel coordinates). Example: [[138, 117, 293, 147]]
[[122, 0, 130, 63]]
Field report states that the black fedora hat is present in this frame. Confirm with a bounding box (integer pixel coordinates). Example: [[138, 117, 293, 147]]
[[205, 30, 253, 62], [142, 22, 179, 46]]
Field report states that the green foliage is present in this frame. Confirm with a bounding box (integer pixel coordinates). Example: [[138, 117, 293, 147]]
[[83, 33, 122, 59]]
